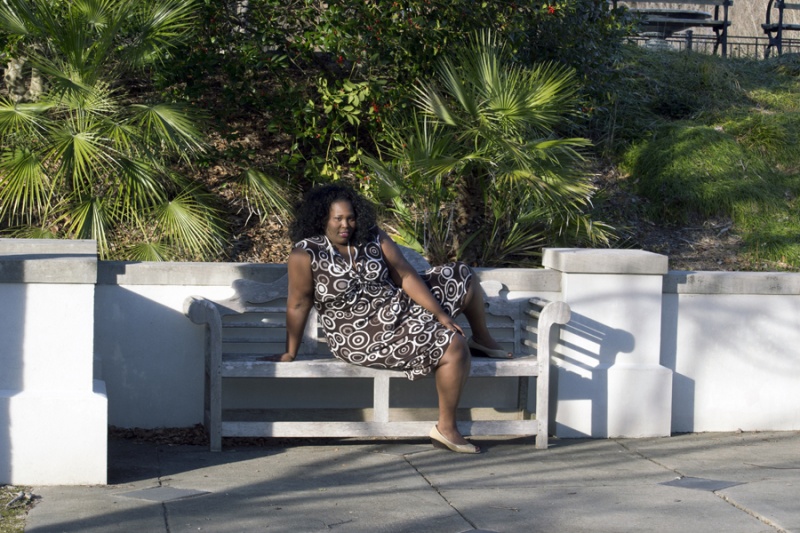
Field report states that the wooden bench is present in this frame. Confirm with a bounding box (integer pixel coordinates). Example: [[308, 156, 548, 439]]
[[763, 0, 800, 57], [613, 0, 734, 57], [184, 274, 570, 452]]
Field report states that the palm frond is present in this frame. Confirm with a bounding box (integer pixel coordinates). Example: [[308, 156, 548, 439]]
[[125, 241, 171, 261], [237, 169, 295, 218], [62, 194, 111, 256], [383, 113, 465, 178], [130, 103, 206, 157], [103, 119, 139, 153], [73, 0, 114, 29], [30, 57, 96, 101], [48, 118, 116, 192], [433, 57, 477, 120], [0, 0, 32, 36], [0, 148, 50, 224], [111, 157, 167, 215], [413, 83, 458, 126], [58, 78, 118, 116], [154, 191, 224, 260], [0, 98, 52, 138], [123, 0, 198, 68], [4, 225, 58, 239]]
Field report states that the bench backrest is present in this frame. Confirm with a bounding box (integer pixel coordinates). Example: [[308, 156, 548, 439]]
[[187, 276, 539, 361], [774, 0, 800, 8]]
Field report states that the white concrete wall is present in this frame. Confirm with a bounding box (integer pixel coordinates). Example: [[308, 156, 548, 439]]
[[0, 239, 107, 486], [544, 249, 672, 439], [5, 240, 800, 486], [662, 271, 800, 433]]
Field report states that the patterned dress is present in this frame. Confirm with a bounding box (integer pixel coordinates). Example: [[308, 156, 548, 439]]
[[295, 233, 472, 380]]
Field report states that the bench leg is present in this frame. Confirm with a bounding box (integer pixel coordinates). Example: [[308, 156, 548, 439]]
[[373, 375, 390, 424], [206, 323, 223, 452]]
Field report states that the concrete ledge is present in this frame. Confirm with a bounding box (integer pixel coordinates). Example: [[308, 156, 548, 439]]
[[664, 271, 800, 295], [98, 261, 288, 286], [543, 248, 668, 275], [475, 268, 561, 292], [0, 239, 97, 284], [0, 238, 96, 256], [98, 262, 564, 292]]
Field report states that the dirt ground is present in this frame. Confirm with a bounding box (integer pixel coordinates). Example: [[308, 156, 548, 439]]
[[219, 163, 755, 273], [590, 165, 754, 272]]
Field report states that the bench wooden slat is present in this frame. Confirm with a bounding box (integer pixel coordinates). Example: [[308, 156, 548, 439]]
[[763, 23, 800, 30], [221, 419, 540, 439], [614, 0, 732, 5], [217, 356, 542, 378], [640, 17, 727, 27], [223, 322, 287, 329]]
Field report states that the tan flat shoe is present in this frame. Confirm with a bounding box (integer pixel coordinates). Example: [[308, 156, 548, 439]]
[[430, 425, 481, 454], [467, 336, 512, 359]]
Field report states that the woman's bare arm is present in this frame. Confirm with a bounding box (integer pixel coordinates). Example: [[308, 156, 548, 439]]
[[277, 247, 315, 361]]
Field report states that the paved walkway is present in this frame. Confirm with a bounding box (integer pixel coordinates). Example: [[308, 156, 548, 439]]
[[24, 431, 800, 532]]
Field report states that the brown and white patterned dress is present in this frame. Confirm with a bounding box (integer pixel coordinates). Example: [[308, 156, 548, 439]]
[[295, 233, 472, 380]]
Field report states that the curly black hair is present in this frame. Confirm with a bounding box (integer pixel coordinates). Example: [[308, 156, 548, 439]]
[[289, 184, 378, 246]]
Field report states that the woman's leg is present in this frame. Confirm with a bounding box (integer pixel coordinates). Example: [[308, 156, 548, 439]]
[[461, 275, 508, 353], [434, 334, 472, 445]]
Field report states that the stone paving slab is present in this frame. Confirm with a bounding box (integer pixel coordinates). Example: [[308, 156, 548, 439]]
[[442, 485, 774, 533], [24, 432, 800, 533], [722, 479, 800, 533]]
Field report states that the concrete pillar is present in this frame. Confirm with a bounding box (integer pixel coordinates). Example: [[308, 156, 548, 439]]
[[0, 239, 107, 485], [543, 248, 672, 438]]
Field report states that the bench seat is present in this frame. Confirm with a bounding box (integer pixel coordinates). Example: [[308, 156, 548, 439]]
[[612, 0, 733, 56], [185, 275, 570, 451]]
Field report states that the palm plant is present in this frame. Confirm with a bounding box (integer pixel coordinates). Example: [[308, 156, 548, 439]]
[[0, 0, 224, 260], [365, 30, 613, 266]]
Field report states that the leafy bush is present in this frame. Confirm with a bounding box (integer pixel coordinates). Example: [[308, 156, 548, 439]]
[[0, 0, 223, 260], [614, 49, 800, 269], [365, 31, 612, 266], [159, 0, 631, 186]]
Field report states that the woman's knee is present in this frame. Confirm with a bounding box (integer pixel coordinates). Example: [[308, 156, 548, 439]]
[[443, 334, 470, 367]]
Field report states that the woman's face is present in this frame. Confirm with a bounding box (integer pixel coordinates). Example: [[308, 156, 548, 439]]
[[325, 200, 357, 247]]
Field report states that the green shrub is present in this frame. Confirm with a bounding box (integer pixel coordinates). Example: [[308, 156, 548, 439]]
[[365, 31, 612, 266], [0, 0, 223, 260], [158, 1, 632, 186]]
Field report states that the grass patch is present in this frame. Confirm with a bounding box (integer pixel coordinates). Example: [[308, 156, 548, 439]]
[[1, 486, 31, 533], [609, 46, 800, 269]]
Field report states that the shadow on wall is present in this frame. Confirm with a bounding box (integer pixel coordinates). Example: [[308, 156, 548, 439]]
[[550, 311, 637, 438], [660, 292, 694, 433], [95, 264, 218, 429], [95, 261, 290, 429]]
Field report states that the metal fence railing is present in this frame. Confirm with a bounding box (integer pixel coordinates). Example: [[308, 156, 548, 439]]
[[626, 33, 800, 59]]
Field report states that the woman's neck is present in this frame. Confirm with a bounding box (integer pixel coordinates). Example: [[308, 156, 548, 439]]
[[333, 242, 352, 254]]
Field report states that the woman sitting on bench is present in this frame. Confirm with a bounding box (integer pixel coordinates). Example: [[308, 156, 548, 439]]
[[277, 184, 509, 454]]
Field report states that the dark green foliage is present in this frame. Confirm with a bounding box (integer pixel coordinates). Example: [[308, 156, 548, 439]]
[[612, 49, 800, 269], [157, 0, 631, 184], [0, 0, 223, 260]]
